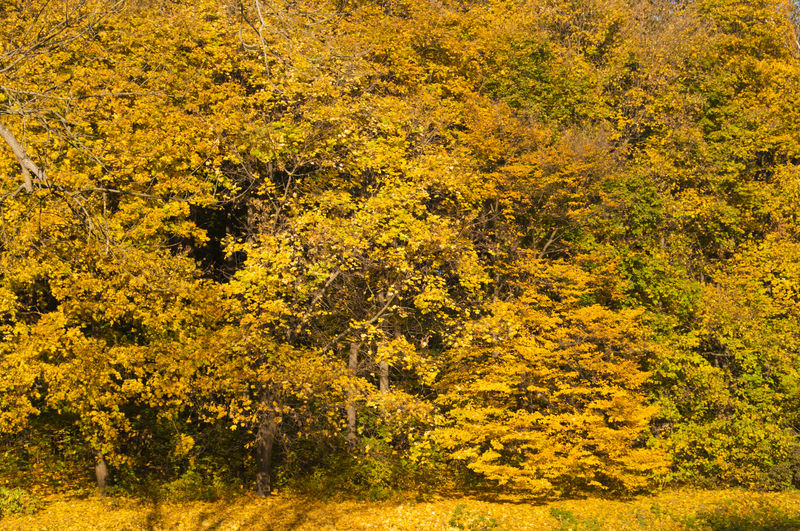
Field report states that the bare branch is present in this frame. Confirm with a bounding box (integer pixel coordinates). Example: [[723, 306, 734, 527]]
[[288, 268, 342, 341], [537, 228, 563, 259], [0, 0, 125, 76], [322, 287, 398, 352]]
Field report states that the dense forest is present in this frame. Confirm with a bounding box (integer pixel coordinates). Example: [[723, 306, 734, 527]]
[[1, 0, 800, 502]]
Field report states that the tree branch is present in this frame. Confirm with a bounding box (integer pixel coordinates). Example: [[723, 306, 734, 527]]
[[322, 287, 398, 353], [0, 120, 46, 193], [289, 268, 342, 342]]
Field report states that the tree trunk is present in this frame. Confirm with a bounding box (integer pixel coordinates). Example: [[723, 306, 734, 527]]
[[379, 360, 389, 393], [95, 451, 109, 497], [346, 341, 359, 448], [255, 409, 278, 497]]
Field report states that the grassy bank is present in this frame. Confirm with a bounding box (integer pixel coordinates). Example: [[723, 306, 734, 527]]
[[1, 488, 799, 530]]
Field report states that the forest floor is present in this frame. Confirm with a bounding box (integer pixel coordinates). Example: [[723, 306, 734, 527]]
[[1, 487, 799, 530]]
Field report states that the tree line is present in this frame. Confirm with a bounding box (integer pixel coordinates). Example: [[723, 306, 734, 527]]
[[1, 0, 799, 498]]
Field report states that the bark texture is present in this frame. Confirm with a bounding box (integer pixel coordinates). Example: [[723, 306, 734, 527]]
[[0, 121, 46, 193], [256, 409, 278, 497], [346, 341, 359, 448], [95, 451, 109, 497]]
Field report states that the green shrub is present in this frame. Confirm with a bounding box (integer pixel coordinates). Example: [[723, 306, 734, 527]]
[[449, 503, 505, 531], [0, 487, 43, 518], [161, 465, 233, 502], [549, 507, 601, 531], [684, 500, 800, 531], [287, 437, 408, 500]]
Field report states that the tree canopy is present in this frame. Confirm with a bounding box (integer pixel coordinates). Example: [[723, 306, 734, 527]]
[[1, 0, 800, 498]]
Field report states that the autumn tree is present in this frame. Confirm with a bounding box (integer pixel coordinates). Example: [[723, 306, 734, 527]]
[[0, 0, 255, 493]]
